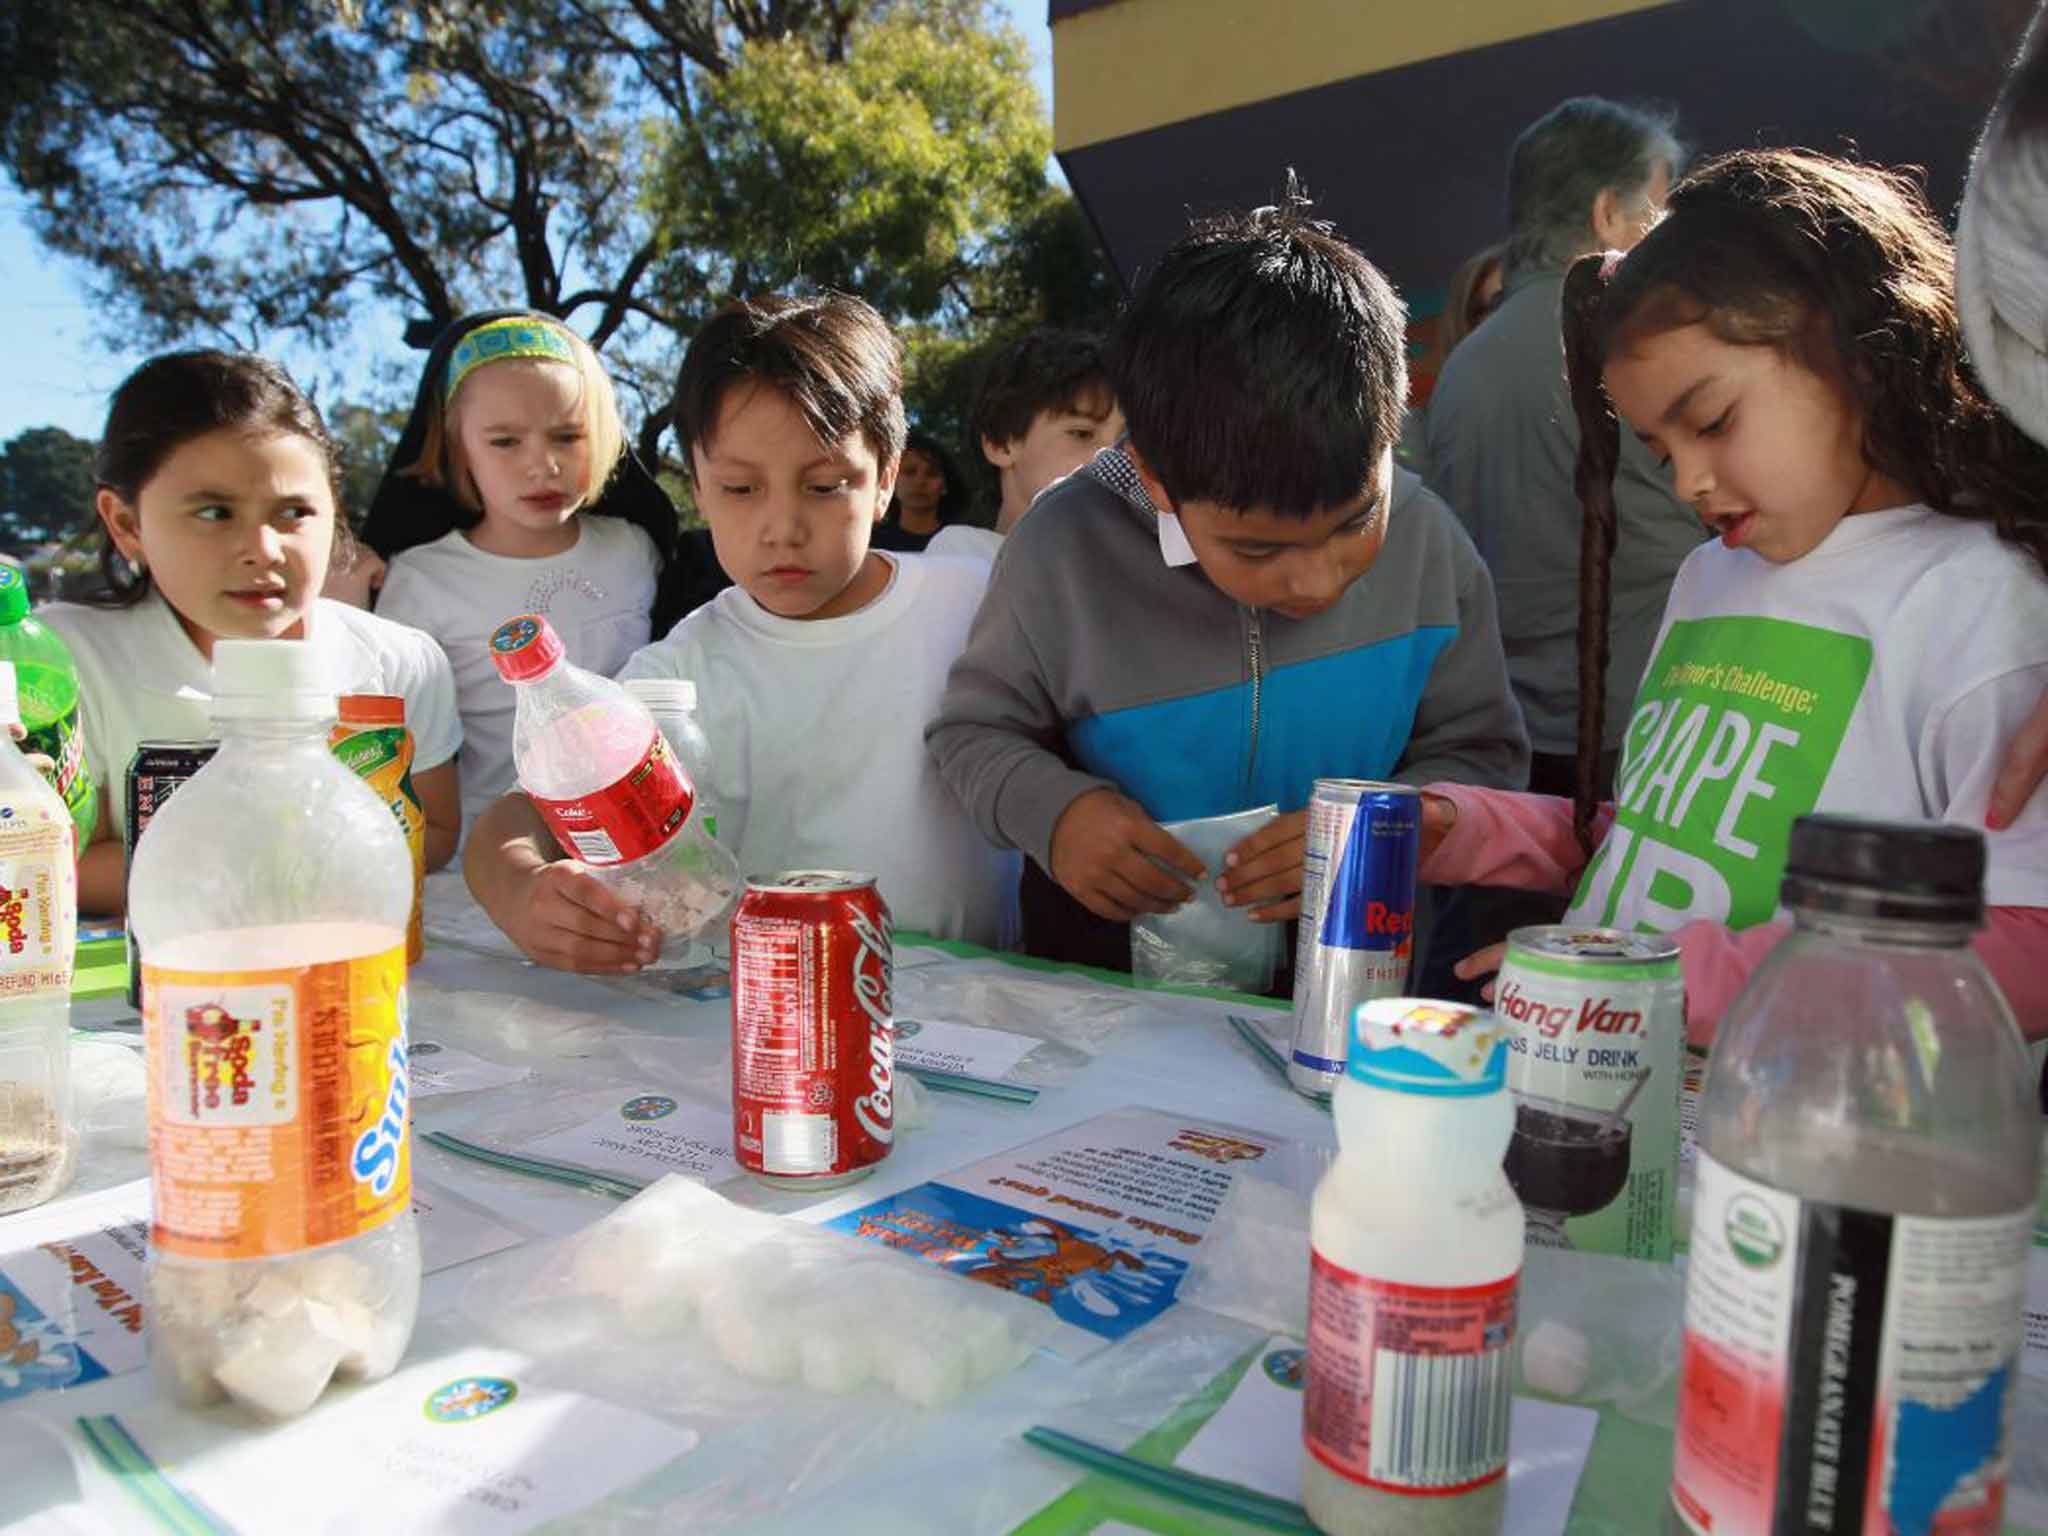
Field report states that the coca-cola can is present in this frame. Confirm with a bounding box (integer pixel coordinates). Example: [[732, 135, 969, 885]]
[[730, 870, 895, 1189]]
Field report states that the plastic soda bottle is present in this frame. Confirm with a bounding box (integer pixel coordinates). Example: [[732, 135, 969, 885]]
[[1303, 997, 1521, 1535], [491, 614, 738, 946], [129, 639, 419, 1418], [0, 566, 96, 842], [0, 660, 79, 1216], [329, 695, 425, 963], [1670, 815, 2043, 1534]]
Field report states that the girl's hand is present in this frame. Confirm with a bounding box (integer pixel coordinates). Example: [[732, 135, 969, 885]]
[[1218, 808, 1307, 922], [1988, 692, 2048, 830], [1419, 790, 1457, 868], [322, 545, 386, 608], [1453, 940, 1507, 1002]]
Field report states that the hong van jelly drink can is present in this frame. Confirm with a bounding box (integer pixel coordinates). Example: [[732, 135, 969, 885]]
[[1287, 780, 1419, 1098], [1496, 926, 1685, 1260]]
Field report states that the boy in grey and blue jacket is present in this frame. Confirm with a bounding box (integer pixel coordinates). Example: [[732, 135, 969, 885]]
[[927, 190, 1529, 970]]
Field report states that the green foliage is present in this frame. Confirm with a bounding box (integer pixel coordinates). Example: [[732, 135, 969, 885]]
[[0, 0, 1116, 470], [327, 402, 411, 523], [0, 427, 98, 553]]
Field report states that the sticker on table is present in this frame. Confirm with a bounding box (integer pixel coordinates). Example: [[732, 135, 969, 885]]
[[77, 1345, 697, 1534], [409, 1041, 534, 1099], [520, 1092, 738, 1186], [892, 1017, 1038, 1081], [0, 1180, 151, 1401], [1175, 1334, 1599, 1534], [828, 1107, 1280, 1352]]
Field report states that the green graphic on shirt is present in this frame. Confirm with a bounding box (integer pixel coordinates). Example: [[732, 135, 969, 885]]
[[1567, 616, 1872, 933]]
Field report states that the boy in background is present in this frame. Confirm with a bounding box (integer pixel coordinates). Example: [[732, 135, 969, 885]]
[[930, 329, 1123, 563], [466, 293, 1018, 972], [927, 194, 1528, 972]]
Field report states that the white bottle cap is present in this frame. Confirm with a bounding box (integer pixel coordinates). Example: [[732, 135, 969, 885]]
[[622, 677, 697, 712], [0, 661, 19, 732], [210, 639, 337, 720]]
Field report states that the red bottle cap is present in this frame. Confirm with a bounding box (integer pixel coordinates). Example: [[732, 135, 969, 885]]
[[489, 614, 564, 682]]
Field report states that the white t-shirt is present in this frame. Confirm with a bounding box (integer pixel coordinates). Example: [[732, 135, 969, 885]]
[[377, 517, 659, 816], [621, 553, 1020, 947], [927, 525, 1004, 564], [41, 592, 462, 842], [1566, 505, 2048, 932]]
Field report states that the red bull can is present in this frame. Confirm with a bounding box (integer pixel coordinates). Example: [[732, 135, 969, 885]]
[[1287, 780, 1419, 1097]]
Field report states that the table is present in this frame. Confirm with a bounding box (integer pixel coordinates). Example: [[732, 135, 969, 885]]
[[4, 929, 2043, 1535]]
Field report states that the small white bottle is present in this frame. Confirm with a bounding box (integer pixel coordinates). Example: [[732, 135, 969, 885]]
[[1303, 998, 1521, 1536], [0, 660, 79, 1217], [622, 677, 723, 844], [130, 639, 419, 1418]]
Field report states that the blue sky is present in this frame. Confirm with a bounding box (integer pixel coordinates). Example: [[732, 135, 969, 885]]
[[0, 2, 1057, 444]]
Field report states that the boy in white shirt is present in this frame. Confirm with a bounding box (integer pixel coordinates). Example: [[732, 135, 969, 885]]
[[464, 294, 1020, 972], [929, 329, 1123, 563]]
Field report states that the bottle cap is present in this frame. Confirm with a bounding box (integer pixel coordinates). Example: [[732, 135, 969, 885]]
[[1780, 813, 1984, 924], [0, 661, 20, 730], [209, 639, 337, 720], [622, 677, 697, 712], [489, 614, 564, 683], [1346, 997, 1507, 1097], [0, 565, 29, 626], [337, 693, 405, 727]]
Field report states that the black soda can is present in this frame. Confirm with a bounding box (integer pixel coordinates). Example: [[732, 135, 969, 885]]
[[124, 740, 218, 1008]]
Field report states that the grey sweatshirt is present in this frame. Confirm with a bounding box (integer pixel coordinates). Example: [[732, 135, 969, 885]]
[[926, 448, 1531, 871]]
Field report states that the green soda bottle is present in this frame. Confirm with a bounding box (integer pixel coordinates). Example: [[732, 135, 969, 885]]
[[0, 567, 97, 842]]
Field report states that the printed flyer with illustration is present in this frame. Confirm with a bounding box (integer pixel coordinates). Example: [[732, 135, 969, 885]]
[[827, 1107, 1281, 1354]]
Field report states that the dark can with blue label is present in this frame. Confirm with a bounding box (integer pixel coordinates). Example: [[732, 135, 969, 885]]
[[124, 739, 218, 1008], [1287, 780, 1419, 1098]]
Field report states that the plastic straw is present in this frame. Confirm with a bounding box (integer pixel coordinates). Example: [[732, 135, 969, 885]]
[[1022, 1425, 1320, 1534]]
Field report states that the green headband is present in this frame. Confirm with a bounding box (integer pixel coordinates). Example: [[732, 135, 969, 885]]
[[443, 318, 578, 404]]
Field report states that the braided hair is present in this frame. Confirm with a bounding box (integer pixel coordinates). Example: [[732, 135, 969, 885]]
[[1561, 148, 2048, 852]]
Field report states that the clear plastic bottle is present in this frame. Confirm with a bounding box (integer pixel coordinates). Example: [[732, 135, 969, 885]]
[[129, 639, 419, 1419], [0, 661, 78, 1216], [1669, 815, 2043, 1535], [491, 615, 738, 948], [1303, 998, 1521, 1536], [622, 676, 723, 844], [0, 565, 97, 842]]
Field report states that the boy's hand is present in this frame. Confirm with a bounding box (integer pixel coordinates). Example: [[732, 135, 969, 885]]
[[505, 861, 663, 974], [1217, 809, 1306, 923], [1050, 788, 1203, 921], [1420, 791, 1457, 867]]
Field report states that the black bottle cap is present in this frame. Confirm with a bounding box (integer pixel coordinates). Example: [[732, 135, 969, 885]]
[[1779, 814, 1984, 923]]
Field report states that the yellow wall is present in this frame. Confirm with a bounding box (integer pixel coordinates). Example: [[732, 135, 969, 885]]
[[1052, 0, 1675, 152]]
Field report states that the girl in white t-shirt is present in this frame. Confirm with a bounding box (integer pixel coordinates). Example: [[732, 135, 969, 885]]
[[362, 311, 724, 817], [1418, 149, 2048, 1043], [43, 351, 464, 916]]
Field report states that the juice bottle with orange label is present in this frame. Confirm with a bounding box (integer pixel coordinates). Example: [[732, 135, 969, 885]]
[[129, 639, 419, 1419]]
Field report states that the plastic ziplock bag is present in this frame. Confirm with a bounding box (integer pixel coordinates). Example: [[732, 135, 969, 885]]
[[454, 1175, 1278, 1535], [1130, 806, 1283, 995], [890, 960, 1145, 1090]]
